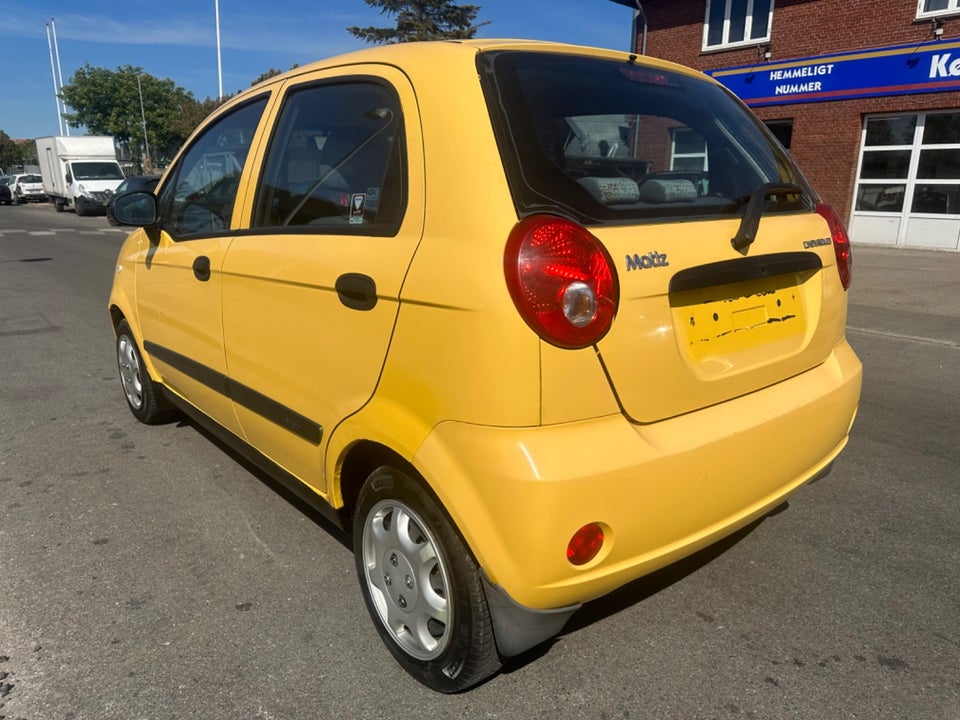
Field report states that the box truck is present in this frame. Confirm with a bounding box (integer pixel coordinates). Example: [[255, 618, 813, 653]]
[[36, 136, 125, 216]]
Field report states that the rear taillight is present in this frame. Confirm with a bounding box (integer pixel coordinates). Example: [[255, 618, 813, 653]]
[[504, 215, 619, 349], [815, 203, 852, 290]]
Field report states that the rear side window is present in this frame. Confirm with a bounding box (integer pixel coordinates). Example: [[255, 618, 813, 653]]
[[478, 52, 810, 226], [252, 79, 405, 235]]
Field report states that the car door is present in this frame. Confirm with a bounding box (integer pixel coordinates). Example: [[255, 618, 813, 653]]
[[134, 95, 271, 436], [220, 67, 424, 497]]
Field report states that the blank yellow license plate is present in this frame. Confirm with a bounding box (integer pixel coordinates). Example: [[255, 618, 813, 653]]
[[672, 273, 807, 360]]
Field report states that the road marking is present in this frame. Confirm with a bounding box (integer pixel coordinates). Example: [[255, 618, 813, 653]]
[[848, 326, 960, 349], [0, 228, 127, 237]]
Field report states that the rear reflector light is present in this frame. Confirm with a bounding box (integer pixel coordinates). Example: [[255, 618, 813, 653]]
[[504, 215, 619, 349], [567, 523, 605, 566], [815, 203, 852, 290]]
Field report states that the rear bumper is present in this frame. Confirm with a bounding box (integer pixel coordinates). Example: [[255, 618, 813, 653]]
[[413, 339, 862, 611]]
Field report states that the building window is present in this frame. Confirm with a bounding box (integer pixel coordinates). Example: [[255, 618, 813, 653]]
[[917, 0, 960, 19], [764, 120, 793, 150], [854, 112, 960, 215], [670, 128, 709, 171], [703, 0, 774, 51]]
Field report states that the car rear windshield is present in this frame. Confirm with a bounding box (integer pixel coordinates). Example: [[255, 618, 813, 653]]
[[20, 175, 41, 183], [478, 51, 811, 226]]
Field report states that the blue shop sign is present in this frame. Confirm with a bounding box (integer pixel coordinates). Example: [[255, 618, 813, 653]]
[[707, 40, 960, 106]]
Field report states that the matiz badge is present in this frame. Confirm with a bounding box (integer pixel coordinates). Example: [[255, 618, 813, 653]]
[[626, 251, 669, 271]]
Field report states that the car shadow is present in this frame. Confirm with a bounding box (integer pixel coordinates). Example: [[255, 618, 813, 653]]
[[173, 414, 354, 551], [164, 408, 790, 682]]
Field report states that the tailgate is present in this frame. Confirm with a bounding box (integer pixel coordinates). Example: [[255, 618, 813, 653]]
[[595, 212, 847, 423]]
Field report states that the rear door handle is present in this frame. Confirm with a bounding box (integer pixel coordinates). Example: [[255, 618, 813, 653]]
[[193, 256, 211, 282], [335, 273, 378, 311]]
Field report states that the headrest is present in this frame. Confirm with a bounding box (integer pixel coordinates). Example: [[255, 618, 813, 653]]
[[576, 176, 640, 205], [636, 178, 697, 203]]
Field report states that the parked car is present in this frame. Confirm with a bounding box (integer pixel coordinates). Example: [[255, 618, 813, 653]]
[[108, 40, 862, 692], [0, 176, 11, 205], [105, 175, 160, 225], [9, 173, 47, 204]]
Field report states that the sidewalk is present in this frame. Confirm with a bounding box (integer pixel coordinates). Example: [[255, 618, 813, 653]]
[[847, 245, 960, 346]]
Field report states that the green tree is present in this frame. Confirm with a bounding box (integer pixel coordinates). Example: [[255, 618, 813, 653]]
[[0, 130, 21, 172], [0, 132, 36, 172], [173, 95, 233, 146], [60, 64, 195, 170], [250, 68, 285, 86], [348, 0, 488, 44], [167, 65, 301, 157]]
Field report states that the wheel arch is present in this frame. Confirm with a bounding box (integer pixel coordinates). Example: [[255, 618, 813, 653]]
[[336, 440, 423, 533], [108, 305, 166, 387]]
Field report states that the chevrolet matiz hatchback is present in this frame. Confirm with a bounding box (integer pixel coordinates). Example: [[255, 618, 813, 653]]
[[108, 40, 862, 692]]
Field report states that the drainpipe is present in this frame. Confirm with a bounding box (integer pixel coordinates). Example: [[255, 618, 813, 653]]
[[609, 0, 648, 55], [635, 1, 648, 55]]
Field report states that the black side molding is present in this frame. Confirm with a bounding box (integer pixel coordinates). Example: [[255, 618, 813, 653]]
[[144, 341, 323, 445]]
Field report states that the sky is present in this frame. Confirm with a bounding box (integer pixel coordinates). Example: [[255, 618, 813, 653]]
[[1, 0, 636, 141]]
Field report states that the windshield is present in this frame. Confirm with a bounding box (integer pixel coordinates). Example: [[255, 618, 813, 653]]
[[19, 175, 42, 184], [71, 162, 124, 181], [478, 51, 811, 225]]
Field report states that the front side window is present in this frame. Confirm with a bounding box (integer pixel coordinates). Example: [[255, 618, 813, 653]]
[[704, 0, 774, 50], [917, 0, 960, 18], [157, 96, 267, 238], [479, 51, 809, 226], [252, 80, 405, 234]]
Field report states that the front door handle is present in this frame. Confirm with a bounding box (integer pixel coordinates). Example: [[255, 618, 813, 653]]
[[193, 256, 211, 282], [335, 273, 377, 311]]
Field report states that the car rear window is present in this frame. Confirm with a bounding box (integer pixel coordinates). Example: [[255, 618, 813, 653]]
[[20, 175, 41, 183], [478, 51, 811, 226]]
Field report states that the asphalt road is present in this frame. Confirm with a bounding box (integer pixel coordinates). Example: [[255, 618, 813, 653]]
[[1, 202, 958, 719]]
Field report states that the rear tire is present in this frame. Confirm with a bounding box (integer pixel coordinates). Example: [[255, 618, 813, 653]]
[[115, 319, 175, 424], [354, 467, 501, 692]]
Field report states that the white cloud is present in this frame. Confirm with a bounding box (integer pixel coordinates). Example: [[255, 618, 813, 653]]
[[1, 7, 372, 57]]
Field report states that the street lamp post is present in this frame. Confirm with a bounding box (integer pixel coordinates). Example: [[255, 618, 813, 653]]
[[137, 74, 152, 173], [215, 0, 223, 100]]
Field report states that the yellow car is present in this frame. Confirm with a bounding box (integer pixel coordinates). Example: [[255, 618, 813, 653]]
[[108, 39, 862, 692]]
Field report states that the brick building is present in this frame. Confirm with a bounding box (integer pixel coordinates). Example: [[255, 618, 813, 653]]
[[625, 0, 960, 250]]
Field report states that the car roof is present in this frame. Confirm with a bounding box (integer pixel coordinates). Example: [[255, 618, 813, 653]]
[[248, 38, 707, 92]]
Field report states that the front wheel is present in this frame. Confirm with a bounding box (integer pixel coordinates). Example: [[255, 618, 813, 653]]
[[115, 319, 175, 424], [354, 467, 501, 692]]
